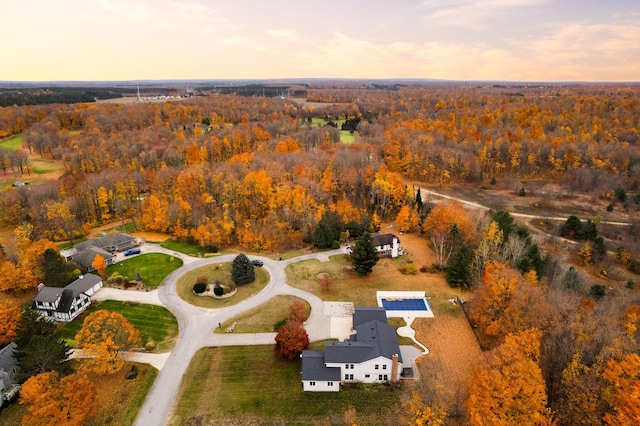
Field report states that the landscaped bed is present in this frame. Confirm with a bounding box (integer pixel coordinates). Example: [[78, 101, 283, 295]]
[[176, 262, 269, 308], [106, 253, 183, 287]]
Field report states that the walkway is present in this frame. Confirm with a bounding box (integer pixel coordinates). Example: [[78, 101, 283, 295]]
[[121, 247, 345, 426]]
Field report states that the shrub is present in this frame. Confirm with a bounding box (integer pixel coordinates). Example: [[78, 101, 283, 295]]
[[590, 284, 606, 299], [213, 286, 224, 296], [607, 203, 614, 212], [125, 364, 138, 380], [331, 240, 341, 249], [399, 263, 418, 275], [518, 187, 526, 196], [145, 339, 156, 351], [629, 258, 640, 274], [273, 318, 287, 331], [626, 280, 635, 289], [420, 265, 429, 273], [193, 283, 206, 294]]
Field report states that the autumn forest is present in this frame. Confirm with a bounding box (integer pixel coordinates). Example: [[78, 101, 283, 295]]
[[1, 82, 640, 424]]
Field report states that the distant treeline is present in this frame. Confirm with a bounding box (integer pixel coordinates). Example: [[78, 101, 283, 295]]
[[0, 88, 124, 107]]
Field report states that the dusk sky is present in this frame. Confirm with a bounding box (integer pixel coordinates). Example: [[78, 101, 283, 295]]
[[3, 0, 639, 82]]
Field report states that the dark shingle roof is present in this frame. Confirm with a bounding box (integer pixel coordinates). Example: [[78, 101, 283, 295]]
[[371, 233, 399, 247], [74, 233, 135, 252], [66, 273, 102, 293], [353, 307, 387, 327], [33, 287, 62, 303], [72, 247, 114, 268], [301, 350, 341, 381], [323, 317, 403, 364]]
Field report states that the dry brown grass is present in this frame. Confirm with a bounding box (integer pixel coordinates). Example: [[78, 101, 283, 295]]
[[215, 295, 310, 333]]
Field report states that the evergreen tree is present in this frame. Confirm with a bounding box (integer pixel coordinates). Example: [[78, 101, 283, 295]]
[[231, 253, 255, 285], [560, 215, 583, 239], [312, 210, 343, 248], [415, 187, 423, 211], [14, 308, 71, 381], [446, 245, 473, 288], [41, 248, 73, 287], [351, 232, 379, 275]]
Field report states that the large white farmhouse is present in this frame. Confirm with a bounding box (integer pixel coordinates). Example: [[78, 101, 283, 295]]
[[301, 307, 403, 392], [32, 273, 103, 322]]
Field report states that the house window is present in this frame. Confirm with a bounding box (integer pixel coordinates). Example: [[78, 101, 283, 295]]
[[378, 375, 383, 381], [383, 364, 387, 370], [328, 382, 333, 386], [375, 364, 379, 370], [349, 374, 353, 380], [350, 364, 354, 369], [310, 381, 315, 386], [345, 374, 349, 380], [384, 375, 388, 381], [365, 374, 370, 378], [345, 364, 350, 369]]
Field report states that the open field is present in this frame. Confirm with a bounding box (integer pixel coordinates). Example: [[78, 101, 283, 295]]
[[0, 134, 23, 150], [0, 360, 157, 426], [160, 239, 203, 256], [106, 253, 183, 287], [216, 295, 310, 333], [170, 345, 406, 425], [60, 300, 179, 351], [176, 262, 270, 308]]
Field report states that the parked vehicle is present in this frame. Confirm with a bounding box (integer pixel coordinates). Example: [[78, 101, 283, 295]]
[[124, 248, 141, 256], [251, 259, 264, 267]]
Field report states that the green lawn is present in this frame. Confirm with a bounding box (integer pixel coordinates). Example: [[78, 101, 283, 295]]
[[106, 253, 183, 287], [340, 130, 357, 144], [176, 263, 269, 308], [170, 346, 405, 425], [60, 300, 178, 351], [0, 134, 23, 150], [30, 158, 61, 174], [160, 239, 203, 256]]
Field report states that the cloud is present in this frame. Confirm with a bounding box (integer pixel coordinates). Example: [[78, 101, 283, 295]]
[[420, 0, 550, 29]]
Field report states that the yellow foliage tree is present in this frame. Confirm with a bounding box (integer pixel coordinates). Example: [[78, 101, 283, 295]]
[[396, 205, 419, 233], [20, 371, 97, 426], [75, 310, 141, 375], [405, 391, 447, 426], [602, 353, 640, 425]]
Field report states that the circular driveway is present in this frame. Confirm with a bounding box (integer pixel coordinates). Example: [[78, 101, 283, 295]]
[[120, 247, 345, 426]]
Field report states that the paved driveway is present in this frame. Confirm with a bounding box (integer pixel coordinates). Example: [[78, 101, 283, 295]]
[[121, 247, 346, 426]]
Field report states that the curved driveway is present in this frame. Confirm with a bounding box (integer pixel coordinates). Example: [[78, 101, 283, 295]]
[[132, 248, 343, 426]]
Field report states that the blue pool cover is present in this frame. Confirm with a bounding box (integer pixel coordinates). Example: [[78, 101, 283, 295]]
[[381, 298, 430, 311]]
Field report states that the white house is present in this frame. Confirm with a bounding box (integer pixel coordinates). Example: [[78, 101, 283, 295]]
[[32, 273, 103, 322], [371, 233, 400, 258], [301, 307, 403, 392], [0, 343, 20, 408]]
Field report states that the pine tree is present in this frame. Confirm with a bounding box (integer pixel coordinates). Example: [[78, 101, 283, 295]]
[[351, 232, 379, 275], [41, 248, 72, 287], [231, 253, 255, 285], [446, 245, 473, 288]]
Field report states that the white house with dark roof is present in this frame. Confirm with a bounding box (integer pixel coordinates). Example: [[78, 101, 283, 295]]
[[301, 307, 403, 392], [32, 273, 103, 322], [371, 233, 400, 258]]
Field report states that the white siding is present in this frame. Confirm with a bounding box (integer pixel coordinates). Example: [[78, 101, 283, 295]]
[[302, 380, 339, 392]]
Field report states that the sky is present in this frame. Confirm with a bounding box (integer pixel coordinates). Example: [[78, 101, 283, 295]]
[[2, 0, 639, 82]]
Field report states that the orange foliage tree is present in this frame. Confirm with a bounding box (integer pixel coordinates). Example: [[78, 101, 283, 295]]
[[469, 261, 554, 339], [422, 201, 476, 269], [466, 329, 552, 426], [602, 353, 640, 425], [75, 310, 141, 375], [274, 320, 309, 360], [0, 301, 21, 346], [19, 371, 97, 426], [404, 391, 447, 426], [91, 254, 107, 279]]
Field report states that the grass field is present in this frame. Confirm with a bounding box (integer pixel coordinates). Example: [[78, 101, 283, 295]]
[[340, 130, 357, 144], [60, 300, 179, 351], [176, 262, 269, 308], [216, 295, 310, 333], [160, 239, 203, 256], [170, 346, 406, 425], [106, 253, 183, 287], [0, 360, 157, 426], [0, 134, 23, 150]]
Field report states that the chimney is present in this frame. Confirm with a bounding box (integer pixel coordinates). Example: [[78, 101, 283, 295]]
[[391, 354, 399, 383], [37, 283, 45, 291]]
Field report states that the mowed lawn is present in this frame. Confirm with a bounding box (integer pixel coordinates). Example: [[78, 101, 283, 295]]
[[106, 253, 183, 287], [216, 295, 310, 333], [60, 300, 179, 351], [0, 134, 23, 150], [170, 346, 405, 425]]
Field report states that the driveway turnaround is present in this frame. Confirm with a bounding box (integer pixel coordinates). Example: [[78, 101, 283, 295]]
[[129, 248, 344, 426]]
